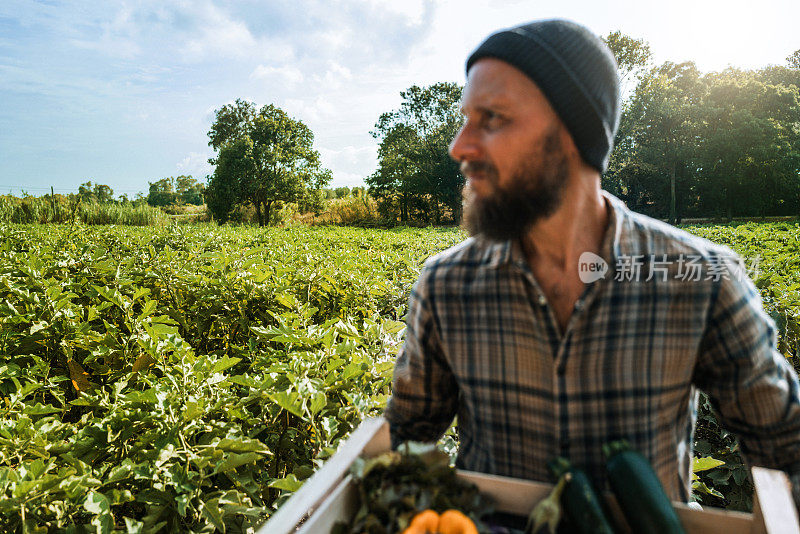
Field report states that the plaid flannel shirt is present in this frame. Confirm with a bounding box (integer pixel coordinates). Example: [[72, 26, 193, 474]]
[[383, 191, 800, 500]]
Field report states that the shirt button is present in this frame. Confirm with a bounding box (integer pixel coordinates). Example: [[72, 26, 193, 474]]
[[537, 294, 547, 306]]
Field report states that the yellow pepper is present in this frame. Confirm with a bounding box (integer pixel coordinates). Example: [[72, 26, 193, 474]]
[[402, 509, 478, 534]]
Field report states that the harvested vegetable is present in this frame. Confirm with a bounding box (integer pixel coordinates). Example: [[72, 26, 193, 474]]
[[525, 474, 567, 534], [438, 510, 479, 534], [403, 509, 441, 533], [402, 509, 479, 534], [547, 457, 617, 534], [604, 441, 686, 534], [331, 442, 492, 533]]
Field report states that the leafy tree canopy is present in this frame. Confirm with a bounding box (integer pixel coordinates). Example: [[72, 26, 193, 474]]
[[147, 176, 204, 206], [205, 100, 331, 225], [78, 181, 114, 203], [603, 30, 652, 87], [368, 83, 463, 224], [605, 56, 800, 221], [788, 49, 800, 69]]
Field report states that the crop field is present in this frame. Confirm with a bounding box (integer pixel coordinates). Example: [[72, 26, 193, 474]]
[[0, 223, 462, 533], [687, 222, 800, 361], [0, 221, 798, 532]]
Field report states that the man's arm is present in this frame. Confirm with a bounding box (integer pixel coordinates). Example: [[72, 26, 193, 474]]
[[694, 256, 800, 501], [383, 267, 459, 449]]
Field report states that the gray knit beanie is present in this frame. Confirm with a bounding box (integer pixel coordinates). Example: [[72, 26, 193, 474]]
[[466, 19, 620, 173]]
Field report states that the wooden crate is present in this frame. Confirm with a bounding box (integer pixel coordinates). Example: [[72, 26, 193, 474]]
[[260, 417, 799, 534]]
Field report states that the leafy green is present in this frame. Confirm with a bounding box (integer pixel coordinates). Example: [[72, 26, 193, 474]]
[[336, 446, 493, 533], [0, 223, 461, 532]]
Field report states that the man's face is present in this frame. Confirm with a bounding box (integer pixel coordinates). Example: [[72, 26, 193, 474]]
[[449, 58, 571, 240]]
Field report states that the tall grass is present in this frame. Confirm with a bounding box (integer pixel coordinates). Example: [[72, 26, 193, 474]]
[[0, 195, 170, 226], [297, 196, 382, 226], [79, 202, 171, 226]]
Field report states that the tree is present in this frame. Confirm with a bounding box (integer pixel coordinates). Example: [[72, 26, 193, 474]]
[[78, 181, 96, 202], [205, 101, 331, 225], [147, 176, 204, 206], [78, 181, 114, 203], [205, 146, 242, 224], [147, 177, 177, 207], [207, 99, 257, 153], [94, 184, 114, 203], [368, 83, 463, 223], [606, 60, 800, 221], [175, 175, 204, 205], [788, 49, 800, 69], [603, 32, 655, 206], [695, 71, 800, 219], [603, 31, 652, 92], [607, 62, 703, 223]]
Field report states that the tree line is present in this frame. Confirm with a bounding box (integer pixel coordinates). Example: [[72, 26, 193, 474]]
[[367, 37, 800, 224], [60, 178, 205, 208], [147, 176, 204, 206], [203, 37, 799, 226], [605, 35, 800, 222]]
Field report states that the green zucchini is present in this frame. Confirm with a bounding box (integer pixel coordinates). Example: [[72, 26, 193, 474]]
[[547, 457, 617, 534], [603, 441, 686, 534]]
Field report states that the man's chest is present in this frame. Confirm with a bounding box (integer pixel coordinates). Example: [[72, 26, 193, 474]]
[[433, 270, 711, 494], [434, 269, 710, 393]]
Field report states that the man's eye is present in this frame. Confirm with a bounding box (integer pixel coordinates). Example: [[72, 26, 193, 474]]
[[484, 112, 504, 128]]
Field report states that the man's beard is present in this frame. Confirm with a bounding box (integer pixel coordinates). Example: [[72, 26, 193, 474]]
[[461, 127, 569, 241]]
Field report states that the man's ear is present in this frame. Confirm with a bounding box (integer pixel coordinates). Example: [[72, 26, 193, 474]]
[[556, 123, 600, 178], [558, 124, 584, 167]]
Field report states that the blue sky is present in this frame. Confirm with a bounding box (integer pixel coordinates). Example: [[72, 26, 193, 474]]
[[1, 0, 798, 197]]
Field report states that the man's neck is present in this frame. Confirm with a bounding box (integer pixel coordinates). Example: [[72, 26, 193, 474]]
[[521, 169, 608, 275]]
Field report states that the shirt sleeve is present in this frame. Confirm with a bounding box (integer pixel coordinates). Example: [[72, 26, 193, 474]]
[[383, 264, 459, 449], [694, 255, 800, 472]]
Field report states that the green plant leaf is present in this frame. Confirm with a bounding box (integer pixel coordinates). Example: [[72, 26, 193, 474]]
[[84, 490, 111, 515], [269, 390, 304, 418], [201, 498, 226, 533], [693, 456, 726, 472], [268, 474, 303, 492]]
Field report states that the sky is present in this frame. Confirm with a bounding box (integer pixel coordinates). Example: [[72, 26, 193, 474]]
[[1, 0, 798, 198]]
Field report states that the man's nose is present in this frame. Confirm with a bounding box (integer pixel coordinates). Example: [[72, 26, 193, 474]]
[[449, 124, 479, 163]]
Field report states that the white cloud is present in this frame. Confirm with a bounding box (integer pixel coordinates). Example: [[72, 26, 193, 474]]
[[250, 65, 304, 86], [330, 171, 367, 187], [283, 95, 337, 124], [176, 151, 212, 177], [69, 4, 142, 59], [319, 145, 375, 167], [318, 145, 377, 186], [314, 61, 353, 89], [179, 2, 259, 61], [363, 0, 429, 24]]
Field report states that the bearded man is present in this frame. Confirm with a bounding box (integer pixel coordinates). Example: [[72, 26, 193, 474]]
[[383, 19, 800, 507]]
